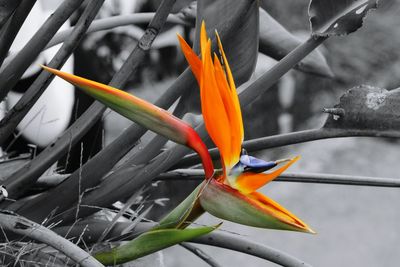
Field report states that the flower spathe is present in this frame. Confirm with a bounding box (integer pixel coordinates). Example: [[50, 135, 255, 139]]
[[179, 22, 314, 233]]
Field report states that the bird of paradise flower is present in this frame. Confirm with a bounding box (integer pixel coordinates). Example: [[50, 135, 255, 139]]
[[42, 21, 314, 265]]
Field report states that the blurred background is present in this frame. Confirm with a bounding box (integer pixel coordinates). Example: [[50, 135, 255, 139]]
[[3, 0, 400, 266]]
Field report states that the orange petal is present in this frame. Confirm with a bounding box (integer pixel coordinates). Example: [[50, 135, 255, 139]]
[[200, 21, 208, 61], [215, 31, 243, 141], [177, 34, 202, 83], [200, 40, 232, 172], [199, 178, 314, 233], [213, 54, 242, 167], [235, 156, 300, 193], [249, 191, 315, 233]]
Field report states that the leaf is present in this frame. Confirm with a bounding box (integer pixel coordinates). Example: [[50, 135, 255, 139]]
[[323, 85, 400, 131], [0, 156, 29, 182], [157, 182, 207, 230], [171, 0, 196, 14], [309, 0, 378, 37], [259, 8, 333, 78], [196, 0, 258, 85], [184, 0, 259, 113], [94, 225, 219, 265], [173, 1, 196, 25], [0, 0, 21, 29]]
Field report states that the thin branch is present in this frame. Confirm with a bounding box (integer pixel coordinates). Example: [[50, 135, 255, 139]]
[[241, 128, 400, 151], [191, 232, 312, 267], [0, 212, 103, 267], [2, 13, 191, 68], [0, 0, 85, 102], [277, 172, 400, 187], [180, 242, 222, 267], [0, 0, 105, 149], [157, 169, 400, 187], [11, 0, 178, 222], [175, 128, 400, 169], [46, 13, 190, 49]]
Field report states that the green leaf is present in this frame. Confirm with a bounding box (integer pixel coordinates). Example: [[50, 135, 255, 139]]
[[94, 225, 219, 265], [156, 182, 206, 230], [309, 0, 378, 37], [259, 8, 333, 78]]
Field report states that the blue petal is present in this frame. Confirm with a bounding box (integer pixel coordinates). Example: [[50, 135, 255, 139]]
[[240, 155, 277, 172]]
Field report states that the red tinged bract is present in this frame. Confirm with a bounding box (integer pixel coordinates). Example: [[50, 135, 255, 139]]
[[41, 65, 214, 179]]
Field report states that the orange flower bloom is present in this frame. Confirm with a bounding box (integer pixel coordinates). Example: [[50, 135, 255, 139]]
[[178, 22, 314, 233]]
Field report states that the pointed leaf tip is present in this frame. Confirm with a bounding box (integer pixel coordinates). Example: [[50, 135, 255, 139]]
[[94, 225, 218, 265], [41, 65, 214, 178], [309, 0, 378, 37]]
